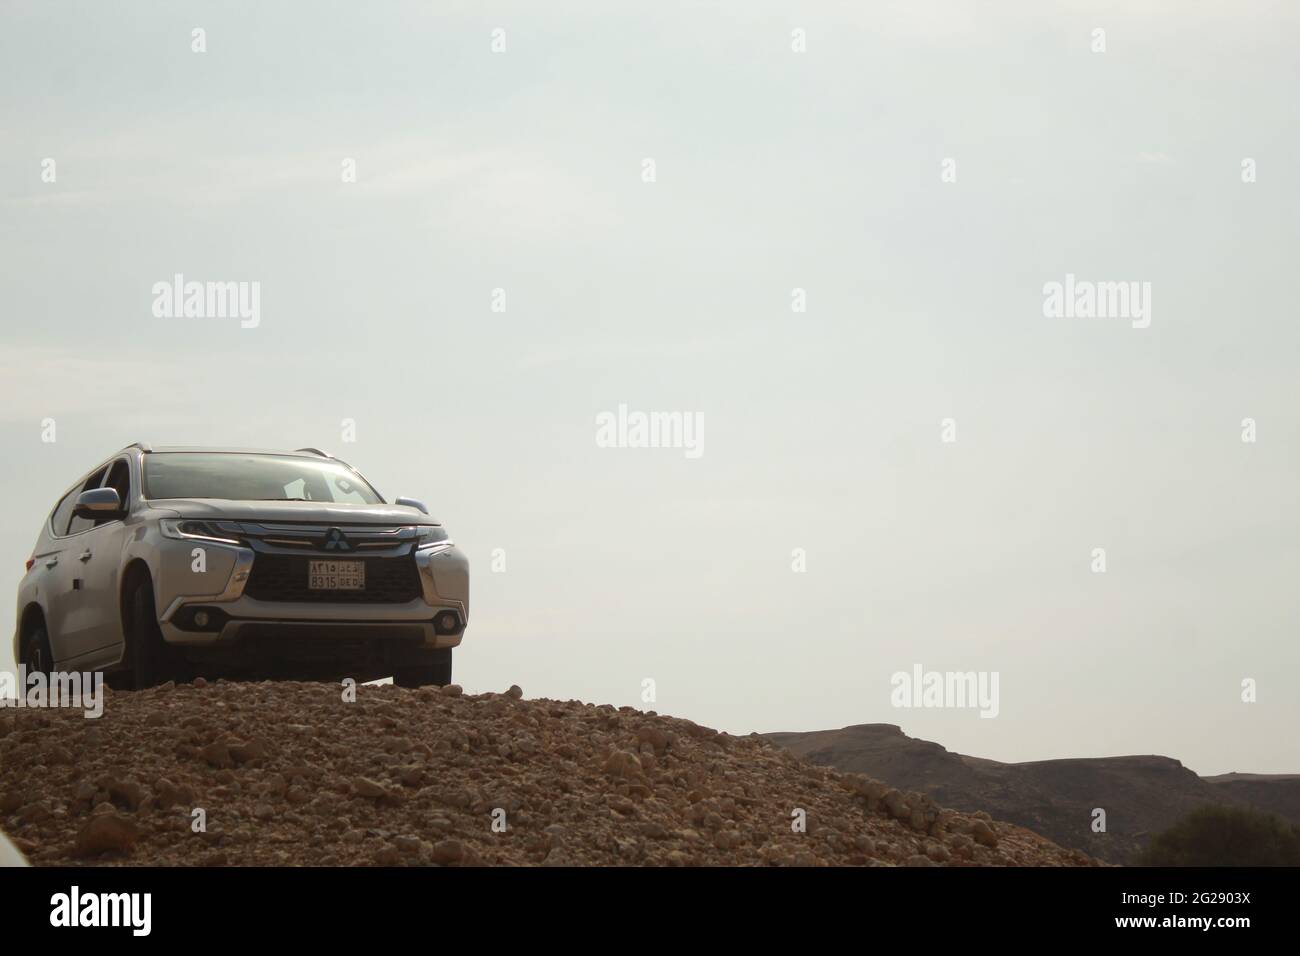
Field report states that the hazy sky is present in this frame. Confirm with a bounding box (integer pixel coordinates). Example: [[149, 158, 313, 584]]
[[2, 1, 1297, 775]]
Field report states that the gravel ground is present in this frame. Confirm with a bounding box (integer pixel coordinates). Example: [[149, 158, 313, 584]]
[[0, 680, 1101, 867]]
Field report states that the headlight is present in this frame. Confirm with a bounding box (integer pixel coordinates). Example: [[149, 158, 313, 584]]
[[160, 519, 243, 546], [414, 525, 450, 549]]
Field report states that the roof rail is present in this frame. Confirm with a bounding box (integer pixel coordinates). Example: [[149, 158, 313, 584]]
[[295, 447, 332, 458], [124, 442, 153, 453]]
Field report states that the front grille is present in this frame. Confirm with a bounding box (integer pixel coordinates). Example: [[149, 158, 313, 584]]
[[244, 554, 422, 604]]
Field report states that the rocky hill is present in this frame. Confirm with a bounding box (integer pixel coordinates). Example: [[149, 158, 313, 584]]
[[767, 723, 1300, 864], [0, 681, 1098, 867], [1202, 773, 1300, 826]]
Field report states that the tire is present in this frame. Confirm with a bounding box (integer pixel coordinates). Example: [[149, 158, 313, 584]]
[[20, 625, 55, 679], [393, 648, 452, 689], [127, 580, 172, 689]]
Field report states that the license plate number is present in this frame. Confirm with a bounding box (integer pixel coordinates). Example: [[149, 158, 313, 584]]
[[308, 560, 365, 590]]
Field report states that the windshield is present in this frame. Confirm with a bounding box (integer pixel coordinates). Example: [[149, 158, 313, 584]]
[[143, 453, 384, 504]]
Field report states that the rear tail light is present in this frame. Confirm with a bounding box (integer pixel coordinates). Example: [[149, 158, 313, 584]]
[[24, 558, 35, 572]]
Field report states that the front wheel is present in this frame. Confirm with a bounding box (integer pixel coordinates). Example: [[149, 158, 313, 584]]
[[20, 625, 55, 679], [127, 580, 173, 688], [393, 648, 452, 688]]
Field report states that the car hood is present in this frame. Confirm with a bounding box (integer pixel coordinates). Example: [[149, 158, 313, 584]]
[[147, 498, 441, 526]]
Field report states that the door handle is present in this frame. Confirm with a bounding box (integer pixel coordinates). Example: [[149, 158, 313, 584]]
[[79, 550, 93, 562], [45, 557, 58, 569]]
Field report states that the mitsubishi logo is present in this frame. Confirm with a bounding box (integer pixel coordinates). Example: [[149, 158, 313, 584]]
[[322, 528, 351, 551]]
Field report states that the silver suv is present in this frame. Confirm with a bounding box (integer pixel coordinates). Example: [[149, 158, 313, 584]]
[[13, 445, 469, 688]]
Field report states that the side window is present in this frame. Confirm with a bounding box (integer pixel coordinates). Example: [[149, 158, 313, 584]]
[[49, 489, 78, 537], [98, 459, 131, 526], [66, 466, 109, 536]]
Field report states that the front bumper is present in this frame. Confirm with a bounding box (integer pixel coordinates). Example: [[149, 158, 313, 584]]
[[154, 539, 470, 651]]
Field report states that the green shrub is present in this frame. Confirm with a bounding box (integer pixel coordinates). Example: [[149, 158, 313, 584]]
[[1137, 804, 1300, 866]]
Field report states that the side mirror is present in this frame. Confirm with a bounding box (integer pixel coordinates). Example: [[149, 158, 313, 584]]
[[74, 488, 124, 520], [394, 496, 428, 515]]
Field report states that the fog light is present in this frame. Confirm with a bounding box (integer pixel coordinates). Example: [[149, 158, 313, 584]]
[[438, 611, 459, 632], [176, 606, 226, 632]]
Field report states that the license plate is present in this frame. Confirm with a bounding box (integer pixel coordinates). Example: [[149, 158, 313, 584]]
[[308, 559, 365, 591]]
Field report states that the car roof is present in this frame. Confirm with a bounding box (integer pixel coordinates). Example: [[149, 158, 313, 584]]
[[125, 445, 334, 459]]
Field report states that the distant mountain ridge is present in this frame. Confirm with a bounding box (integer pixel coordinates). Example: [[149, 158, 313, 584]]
[[766, 724, 1300, 864]]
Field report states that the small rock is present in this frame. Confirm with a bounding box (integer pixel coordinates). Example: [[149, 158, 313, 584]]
[[635, 726, 670, 754], [393, 835, 422, 855], [74, 814, 140, 857], [101, 778, 145, 811], [229, 739, 267, 764], [882, 789, 909, 819], [603, 750, 642, 780], [199, 742, 233, 769], [153, 778, 192, 811], [713, 830, 743, 850], [353, 778, 389, 799], [542, 846, 572, 867], [15, 801, 52, 825], [430, 840, 465, 865], [971, 820, 998, 848]]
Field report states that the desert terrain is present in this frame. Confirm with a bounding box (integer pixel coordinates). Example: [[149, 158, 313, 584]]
[[0, 681, 1098, 867]]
